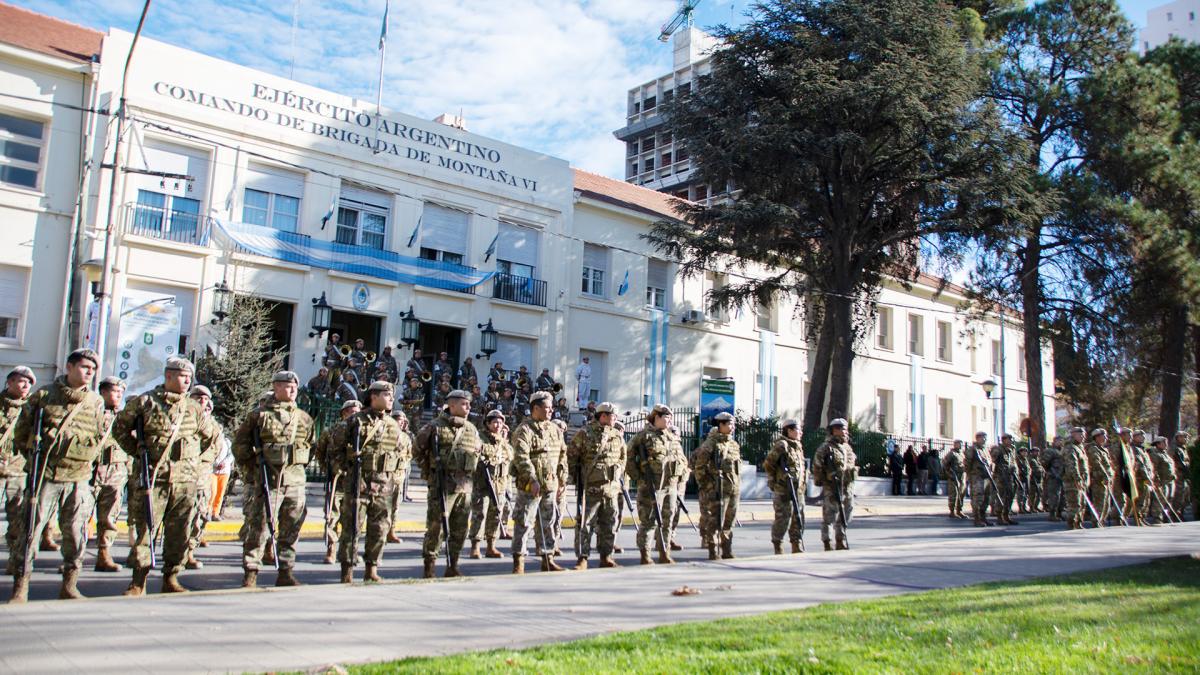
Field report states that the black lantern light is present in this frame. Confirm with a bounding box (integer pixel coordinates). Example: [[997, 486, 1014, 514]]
[[400, 306, 420, 348], [981, 378, 998, 399], [210, 280, 233, 324], [309, 292, 332, 338], [476, 319, 498, 360]]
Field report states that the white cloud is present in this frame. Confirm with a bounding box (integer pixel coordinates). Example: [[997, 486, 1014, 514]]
[[20, 0, 684, 178]]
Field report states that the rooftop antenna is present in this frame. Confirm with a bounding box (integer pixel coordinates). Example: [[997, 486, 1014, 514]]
[[658, 0, 703, 42]]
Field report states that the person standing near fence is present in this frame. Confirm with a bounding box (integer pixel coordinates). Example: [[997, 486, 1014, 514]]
[[693, 411, 741, 560], [903, 445, 918, 496], [888, 445, 903, 496], [763, 418, 806, 554], [811, 418, 856, 551], [941, 439, 966, 519], [626, 405, 684, 565], [916, 446, 930, 496]]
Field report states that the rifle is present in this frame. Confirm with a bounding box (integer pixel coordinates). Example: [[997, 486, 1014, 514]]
[[1106, 487, 1129, 526], [349, 423, 362, 566], [21, 409, 48, 577], [482, 463, 509, 538], [1149, 484, 1181, 523], [637, 442, 669, 556], [574, 460, 586, 554], [781, 451, 805, 537], [1081, 491, 1103, 527], [135, 414, 157, 569], [253, 422, 280, 570], [676, 495, 699, 533], [832, 477, 849, 548], [974, 447, 1002, 500], [432, 427, 451, 567], [323, 456, 336, 548]]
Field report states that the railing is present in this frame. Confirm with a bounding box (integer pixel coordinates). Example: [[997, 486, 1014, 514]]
[[492, 272, 547, 307], [123, 203, 212, 246]]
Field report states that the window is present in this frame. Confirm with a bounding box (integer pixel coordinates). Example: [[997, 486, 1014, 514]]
[[936, 320, 952, 362], [908, 314, 924, 356], [417, 202, 468, 264], [646, 259, 670, 310], [753, 372, 779, 417], [705, 271, 728, 321], [0, 265, 28, 341], [969, 337, 978, 373], [494, 335, 535, 374], [629, 161, 638, 175], [644, 157, 655, 172], [991, 339, 1001, 376], [643, 136, 656, 152], [938, 398, 953, 438], [336, 187, 389, 250], [581, 244, 607, 297], [1167, 11, 1173, 20], [496, 221, 539, 279], [644, 95, 657, 111], [0, 112, 45, 189], [627, 141, 638, 157], [134, 189, 200, 236], [1191, 12, 1196, 21], [661, 151, 672, 166], [877, 389, 893, 433], [127, 139, 209, 240], [1017, 346, 1027, 381], [243, 164, 303, 231], [876, 307, 893, 350], [694, 185, 708, 201], [757, 298, 776, 332]]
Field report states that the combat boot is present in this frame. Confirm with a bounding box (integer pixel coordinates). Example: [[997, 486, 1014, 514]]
[[1007, 516, 1019, 525], [387, 530, 402, 544], [773, 541, 784, 555], [340, 563, 353, 583], [720, 541, 735, 560], [10, 574, 29, 604], [276, 568, 300, 587], [364, 563, 382, 582], [641, 549, 655, 565], [512, 555, 525, 575], [836, 537, 849, 551], [541, 554, 565, 572], [824, 540, 833, 551], [95, 546, 120, 572], [185, 552, 204, 570], [124, 567, 150, 596], [242, 570, 258, 588], [599, 555, 618, 568], [973, 516, 987, 527], [39, 529, 59, 552], [4, 557, 13, 576], [658, 548, 674, 564], [323, 544, 336, 564], [160, 572, 187, 594], [263, 546, 276, 566], [444, 560, 463, 578], [792, 541, 803, 554], [707, 545, 718, 560], [614, 545, 624, 553], [573, 557, 588, 571], [58, 568, 85, 600], [484, 539, 503, 558], [469, 542, 482, 559], [422, 558, 436, 579], [669, 541, 683, 551]]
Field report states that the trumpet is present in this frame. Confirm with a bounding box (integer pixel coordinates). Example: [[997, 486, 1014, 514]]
[[366, 351, 377, 364], [517, 376, 529, 389], [339, 344, 353, 358], [421, 371, 433, 383], [551, 382, 563, 393]]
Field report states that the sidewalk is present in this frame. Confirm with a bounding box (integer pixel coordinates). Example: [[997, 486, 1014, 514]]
[[3, 520, 1196, 673]]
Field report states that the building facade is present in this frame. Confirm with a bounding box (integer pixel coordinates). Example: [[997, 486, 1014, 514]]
[[1141, 0, 1200, 51], [2, 5, 1054, 439]]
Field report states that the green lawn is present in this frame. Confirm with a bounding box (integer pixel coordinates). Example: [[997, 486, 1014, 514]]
[[352, 555, 1200, 674]]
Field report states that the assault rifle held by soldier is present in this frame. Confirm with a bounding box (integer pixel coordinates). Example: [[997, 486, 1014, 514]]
[[782, 452, 806, 537], [135, 413, 157, 569], [433, 429, 452, 567], [21, 409, 46, 578], [253, 423, 280, 570]]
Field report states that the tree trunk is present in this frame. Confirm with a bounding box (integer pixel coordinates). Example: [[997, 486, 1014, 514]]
[[1158, 303, 1188, 438], [1195, 324, 1200, 429], [826, 290, 855, 423], [1020, 231, 1048, 450], [802, 310, 835, 431]]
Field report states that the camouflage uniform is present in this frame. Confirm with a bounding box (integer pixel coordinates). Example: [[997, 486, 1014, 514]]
[[387, 427, 413, 536], [1040, 444, 1064, 520], [964, 442, 994, 525], [989, 443, 1018, 524], [10, 378, 105, 579], [469, 426, 512, 550], [113, 386, 220, 586], [232, 399, 314, 576], [91, 405, 128, 560], [1085, 441, 1113, 525], [314, 419, 349, 558], [1149, 444, 1177, 522], [811, 433, 856, 548], [763, 436, 807, 551], [695, 430, 742, 554], [625, 426, 685, 561], [1027, 448, 1044, 512], [0, 389, 29, 572], [940, 445, 967, 518], [1170, 441, 1191, 515], [1131, 444, 1155, 522], [567, 420, 626, 562], [1014, 447, 1032, 513], [414, 412, 480, 574], [1108, 438, 1135, 517], [186, 418, 222, 565], [333, 408, 402, 575], [1061, 440, 1089, 529], [510, 417, 567, 561]]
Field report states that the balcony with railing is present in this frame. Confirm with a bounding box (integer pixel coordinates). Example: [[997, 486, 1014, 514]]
[[122, 202, 212, 247], [491, 272, 547, 307]]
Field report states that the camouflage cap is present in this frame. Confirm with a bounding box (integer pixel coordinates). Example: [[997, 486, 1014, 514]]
[[164, 356, 195, 374], [7, 366, 35, 386], [1175, 430, 1190, 438], [1091, 428, 1106, 438], [713, 411, 734, 423], [189, 385, 212, 398], [828, 417, 847, 429], [68, 348, 100, 368], [1001, 432, 1014, 440], [1153, 435, 1167, 444], [650, 404, 672, 417], [98, 375, 124, 389], [368, 381, 394, 394], [272, 370, 299, 384], [530, 391, 552, 406], [485, 409, 505, 421], [447, 389, 471, 401], [781, 418, 799, 429], [1118, 427, 1132, 436], [340, 399, 362, 412], [1070, 426, 1085, 434], [594, 401, 616, 414]]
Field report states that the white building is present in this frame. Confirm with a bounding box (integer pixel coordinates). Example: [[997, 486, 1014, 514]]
[[1, 6, 1053, 439], [1141, 0, 1200, 51]]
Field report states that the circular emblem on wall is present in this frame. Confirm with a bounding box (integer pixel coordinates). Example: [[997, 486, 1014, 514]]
[[352, 283, 370, 311]]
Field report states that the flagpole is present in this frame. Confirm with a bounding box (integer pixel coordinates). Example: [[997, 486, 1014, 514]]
[[372, 0, 388, 154]]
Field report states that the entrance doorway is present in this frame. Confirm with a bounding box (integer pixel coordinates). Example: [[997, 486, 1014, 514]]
[[417, 323, 462, 406], [262, 300, 294, 369], [329, 310, 383, 353]]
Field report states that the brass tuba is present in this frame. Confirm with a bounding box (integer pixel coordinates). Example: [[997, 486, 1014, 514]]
[[517, 376, 529, 389], [339, 344, 353, 357], [420, 371, 433, 383], [551, 382, 563, 394], [366, 351, 377, 364]]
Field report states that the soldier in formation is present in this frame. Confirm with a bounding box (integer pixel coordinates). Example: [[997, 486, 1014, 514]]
[[695, 413, 743, 559], [1040, 438, 1064, 521], [941, 439, 967, 519], [510, 391, 567, 573], [1061, 428, 1090, 529], [386, 411, 412, 544], [185, 385, 219, 570], [1027, 446, 1044, 513], [315, 399, 360, 564], [1, 366, 34, 577], [414, 389, 481, 578], [965, 431, 994, 527], [1130, 430, 1156, 523], [1171, 431, 1191, 516], [92, 375, 127, 573], [625, 405, 685, 565], [1148, 435, 1177, 523], [811, 418, 856, 550], [763, 418, 806, 553], [469, 409, 511, 559], [989, 433, 1019, 525], [567, 401, 626, 569], [1084, 428, 1113, 526]]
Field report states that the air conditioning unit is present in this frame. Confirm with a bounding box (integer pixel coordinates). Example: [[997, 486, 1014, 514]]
[[682, 309, 706, 324]]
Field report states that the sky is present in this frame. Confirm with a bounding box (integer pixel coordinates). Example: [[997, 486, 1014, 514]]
[[15, 0, 1169, 179]]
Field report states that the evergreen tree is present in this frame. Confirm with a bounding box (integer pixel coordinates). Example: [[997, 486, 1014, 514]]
[[194, 294, 284, 432]]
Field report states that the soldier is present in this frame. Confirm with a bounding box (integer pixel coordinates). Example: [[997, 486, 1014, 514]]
[[1109, 428, 1136, 518], [811, 418, 856, 550], [626, 405, 685, 565], [336, 370, 361, 403], [90, 376, 127, 574], [379, 346, 399, 382], [1, 366, 34, 577], [232, 371, 314, 588], [470, 410, 512, 559], [566, 402, 625, 570], [1148, 436, 1177, 523], [1040, 438, 1065, 521], [989, 433, 1019, 525], [510, 391, 568, 573], [1014, 444, 1033, 514], [941, 439, 967, 519], [113, 357, 220, 595], [763, 418, 807, 554], [1028, 446, 1044, 513], [8, 351, 105, 603], [1171, 431, 1191, 517], [334, 381, 402, 583], [315, 399, 360, 564], [694, 413, 742, 559], [1061, 428, 1090, 529], [964, 432, 994, 527], [535, 368, 554, 392], [184, 385, 219, 570], [1131, 430, 1155, 524], [324, 333, 346, 387], [386, 411, 413, 544], [1084, 428, 1113, 526], [551, 417, 569, 554], [414, 389, 480, 578], [666, 421, 691, 554]]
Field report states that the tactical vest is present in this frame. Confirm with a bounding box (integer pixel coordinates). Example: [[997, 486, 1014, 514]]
[[630, 428, 686, 483], [429, 416, 480, 480], [256, 402, 313, 468], [33, 378, 106, 483], [351, 412, 402, 473], [573, 423, 625, 489], [0, 393, 27, 476], [514, 419, 564, 487]]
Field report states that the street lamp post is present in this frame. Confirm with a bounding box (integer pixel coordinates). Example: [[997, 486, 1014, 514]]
[[981, 378, 1002, 441]]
